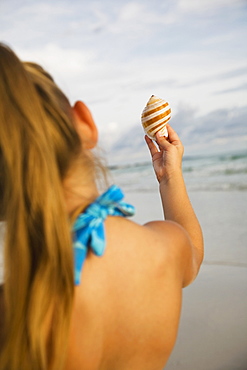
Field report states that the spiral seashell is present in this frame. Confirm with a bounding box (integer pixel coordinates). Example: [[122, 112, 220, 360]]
[[141, 95, 171, 140]]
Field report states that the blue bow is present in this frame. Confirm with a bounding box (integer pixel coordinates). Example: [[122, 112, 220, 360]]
[[72, 185, 135, 285]]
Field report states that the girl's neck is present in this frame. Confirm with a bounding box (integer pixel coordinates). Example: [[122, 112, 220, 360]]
[[63, 162, 99, 218]]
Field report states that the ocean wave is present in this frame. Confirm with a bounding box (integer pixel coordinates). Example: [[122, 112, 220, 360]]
[[185, 183, 247, 192], [218, 153, 247, 162], [203, 260, 247, 268], [110, 150, 247, 192]]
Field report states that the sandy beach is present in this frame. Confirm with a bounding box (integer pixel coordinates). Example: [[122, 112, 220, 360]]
[[125, 190, 247, 370]]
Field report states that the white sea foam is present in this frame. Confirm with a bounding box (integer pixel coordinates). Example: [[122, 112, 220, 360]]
[[109, 150, 247, 192]]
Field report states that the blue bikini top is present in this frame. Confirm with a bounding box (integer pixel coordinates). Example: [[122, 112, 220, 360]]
[[72, 185, 135, 285]]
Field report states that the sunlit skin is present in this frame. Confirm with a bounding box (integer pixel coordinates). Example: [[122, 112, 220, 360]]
[[63, 103, 204, 369]]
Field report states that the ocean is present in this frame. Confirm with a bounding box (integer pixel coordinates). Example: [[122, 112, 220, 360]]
[[109, 150, 247, 193]]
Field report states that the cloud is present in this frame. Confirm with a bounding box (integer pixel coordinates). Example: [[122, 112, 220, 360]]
[[17, 43, 93, 72], [1, 0, 246, 160], [179, 66, 247, 88], [104, 105, 247, 165], [172, 105, 247, 150], [1, 1, 76, 47], [217, 67, 247, 80], [215, 83, 247, 95], [177, 0, 245, 13]]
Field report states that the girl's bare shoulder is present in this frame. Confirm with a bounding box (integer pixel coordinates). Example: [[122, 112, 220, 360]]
[[105, 216, 191, 270]]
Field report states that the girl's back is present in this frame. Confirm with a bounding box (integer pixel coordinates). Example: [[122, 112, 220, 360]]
[[66, 216, 192, 370]]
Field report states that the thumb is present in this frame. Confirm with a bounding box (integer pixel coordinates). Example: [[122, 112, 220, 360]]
[[155, 131, 170, 150]]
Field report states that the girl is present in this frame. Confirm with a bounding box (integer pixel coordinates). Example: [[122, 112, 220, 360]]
[[0, 43, 203, 370]]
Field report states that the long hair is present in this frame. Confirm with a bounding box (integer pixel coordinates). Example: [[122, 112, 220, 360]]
[[0, 43, 84, 369]]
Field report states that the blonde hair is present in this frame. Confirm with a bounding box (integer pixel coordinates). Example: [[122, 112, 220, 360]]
[[0, 43, 86, 369]]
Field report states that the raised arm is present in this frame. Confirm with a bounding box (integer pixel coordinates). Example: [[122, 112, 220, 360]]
[[145, 125, 204, 285]]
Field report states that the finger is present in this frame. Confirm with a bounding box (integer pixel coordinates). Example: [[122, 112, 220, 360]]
[[145, 135, 159, 157], [166, 124, 181, 144], [155, 131, 170, 150]]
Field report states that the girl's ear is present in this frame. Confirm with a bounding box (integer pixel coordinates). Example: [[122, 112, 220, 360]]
[[72, 101, 98, 149]]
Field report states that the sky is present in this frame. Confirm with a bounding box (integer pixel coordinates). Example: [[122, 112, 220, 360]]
[[1, 0, 247, 164]]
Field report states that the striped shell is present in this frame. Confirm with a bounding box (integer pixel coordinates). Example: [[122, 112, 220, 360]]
[[141, 95, 171, 140]]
